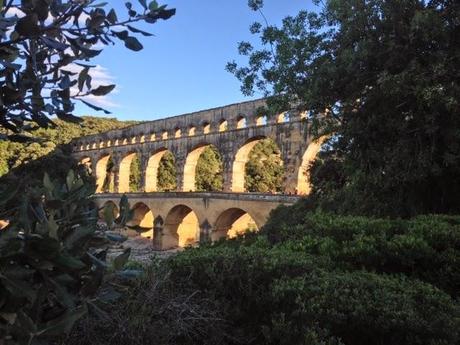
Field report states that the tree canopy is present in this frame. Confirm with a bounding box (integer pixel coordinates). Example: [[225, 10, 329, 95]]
[[0, 0, 174, 139], [228, 0, 460, 216]]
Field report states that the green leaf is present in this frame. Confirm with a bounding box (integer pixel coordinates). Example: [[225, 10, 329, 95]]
[[107, 8, 118, 24], [38, 305, 87, 336], [55, 254, 86, 270], [127, 25, 153, 36], [40, 37, 68, 51], [47, 214, 59, 239], [90, 84, 116, 96], [138, 0, 147, 9], [112, 248, 131, 270], [79, 99, 111, 114], [78, 67, 90, 91], [124, 36, 143, 51], [66, 170, 75, 191], [56, 111, 84, 124], [149, 0, 158, 10], [0, 274, 37, 302], [43, 172, 54, 192]]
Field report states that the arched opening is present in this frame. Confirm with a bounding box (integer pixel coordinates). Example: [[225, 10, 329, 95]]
[[99, 141, 105, 148], [101, 156, 115, 192], [212, 208, 258, 241], [91, 142, 97, 149], [145, 148, 171, 192], [202, 122, 210, 134], [163, 205, 199, 249], [106, 140, 112, 147], [122, 139, 128, 145], [256, 115, 268, 126], [140, 135, 145, 143], [127, 202, 154, 239], [276, 112, 290, 123], [131, 137, 137, 144], [174, 128, 181, 138], [161, 131, 168, 140], [219, 119, 228, 132], [297, 136, 327, 195], [95, 155, 111, 193], [236, 115, 246, 129], [157, 151, 177, 191], [189, 125, 196, 136], [232, 137, 284, 193], [183, 144, 223, 192], [118, 152, 137, 193], [150, 133, 156, 142], [114, 139, 119, 146]]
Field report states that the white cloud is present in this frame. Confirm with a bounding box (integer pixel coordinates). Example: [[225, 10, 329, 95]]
[[67, 64, 121, 109]]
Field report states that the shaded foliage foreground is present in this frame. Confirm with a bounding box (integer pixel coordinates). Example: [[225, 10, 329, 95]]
[[66, 211, 460, 345]]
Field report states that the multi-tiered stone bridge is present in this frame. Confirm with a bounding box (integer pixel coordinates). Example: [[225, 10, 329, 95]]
[[71, 99, 323, 250]]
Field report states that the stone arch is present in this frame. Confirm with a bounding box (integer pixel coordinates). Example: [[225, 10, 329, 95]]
[[236, 115, 246, 129], [202, 122, 210, 134], [95, 154, 111, 193], [161, 131, 168, 140], [188, 125, 196, 136], [296, 136, 327, 195], [140, 135, 145, 143], [212, 208, 258, 241], [183, 143, 222, 192], [231, 136, 267, 192], [128, 202, 154, 239], [122, 138, 128, 145], [276, 112, 291, 123], [118, 152, 137, 193], [163, 205, 199, 249], [145, 148, 170, 192], [150, 133, 156, 142], [174, 127, 181, 138], [99, 141, 105, 148], [256, 115, 268, 126], [114, 139, 120, 146], [219, 119, 228, 132], [106, 140, 112, 147]]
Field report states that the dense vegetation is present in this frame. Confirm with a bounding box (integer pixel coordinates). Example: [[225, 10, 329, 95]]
[[0, 117, 138, 178], [65, 212, 460, 345], [2, 0, 460, 344], [228, 0, 460, 217]]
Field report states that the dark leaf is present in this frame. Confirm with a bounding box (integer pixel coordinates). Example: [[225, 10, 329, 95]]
[[90, 84, 116, 96], [56, 112, 84, 124], [124, 36, 143, 51], [127, 25, 153, 36]]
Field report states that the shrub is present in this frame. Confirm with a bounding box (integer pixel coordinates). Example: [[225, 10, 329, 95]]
[[163, 244, 459, 345], [0, 171, 133, 344], [264, 211, 460, 297]]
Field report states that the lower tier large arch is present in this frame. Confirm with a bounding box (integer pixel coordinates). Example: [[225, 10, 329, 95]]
[[211, 208, 258, 241], [163, 204, 200, 250]]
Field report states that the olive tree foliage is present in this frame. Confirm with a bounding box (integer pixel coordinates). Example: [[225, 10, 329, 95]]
[[0, 0, 175, 140], [227, 0, 460, 216]]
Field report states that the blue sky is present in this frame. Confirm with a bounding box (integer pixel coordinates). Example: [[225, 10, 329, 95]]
[[74, 1, 315, 121]]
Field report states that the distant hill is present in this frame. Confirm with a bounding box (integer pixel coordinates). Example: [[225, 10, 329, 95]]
[[0, 116, 139, 177]]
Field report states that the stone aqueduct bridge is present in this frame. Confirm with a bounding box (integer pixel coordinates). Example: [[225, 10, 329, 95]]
[[71, 99, 321, 249]]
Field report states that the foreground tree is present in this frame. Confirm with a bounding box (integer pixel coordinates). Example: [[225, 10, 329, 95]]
[[228, 0, 460, 216], [0, 0, 175, 139]]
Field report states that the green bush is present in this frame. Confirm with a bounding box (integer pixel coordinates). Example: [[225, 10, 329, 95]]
[[0, 171, 134, 344], [163, 244, 459, 345], [264, 211, 460, 297]]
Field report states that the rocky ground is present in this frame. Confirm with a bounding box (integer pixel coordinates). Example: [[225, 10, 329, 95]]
[[97, 222, 181, 265]]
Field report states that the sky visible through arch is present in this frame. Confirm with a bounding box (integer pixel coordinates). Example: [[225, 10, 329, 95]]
[[73, 0, 315, 121]]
